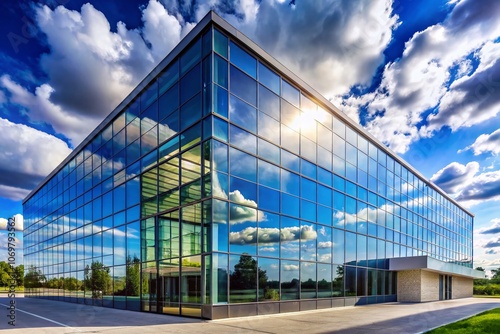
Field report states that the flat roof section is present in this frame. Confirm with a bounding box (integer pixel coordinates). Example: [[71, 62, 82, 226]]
[[389, 256, 485, 279]]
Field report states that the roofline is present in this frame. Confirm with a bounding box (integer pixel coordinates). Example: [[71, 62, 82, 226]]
[[23, 11, 474, 218]]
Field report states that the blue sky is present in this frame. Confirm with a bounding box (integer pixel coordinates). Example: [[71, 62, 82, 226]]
[[0, 0, 499, 274]]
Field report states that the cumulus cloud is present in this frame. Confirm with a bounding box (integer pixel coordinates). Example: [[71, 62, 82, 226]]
[[455, 169, 500, 202], [430, 161, 480, 194], [427, 161, 500, 206], [283, 264, 299, 271], [228, 190, 266, 224], [0, 118, 72, 200], [251, 0, 398, 101], [343, 0, 500, 154], [460, 128, 500, 156], [0, 214, 23, 231], [484, 237, 500, 248], [229, 225, 317, 245], [479, 218, 500, 234], [0, 1, 190, 146]]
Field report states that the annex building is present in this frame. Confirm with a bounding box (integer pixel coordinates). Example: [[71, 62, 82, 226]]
[[23, 12, 483, 319]]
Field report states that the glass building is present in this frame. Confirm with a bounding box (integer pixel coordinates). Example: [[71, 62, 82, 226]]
[[23, 12, 483, 319]]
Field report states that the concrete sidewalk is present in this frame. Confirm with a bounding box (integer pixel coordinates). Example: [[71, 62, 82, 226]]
[[1, 296, 499, 333]]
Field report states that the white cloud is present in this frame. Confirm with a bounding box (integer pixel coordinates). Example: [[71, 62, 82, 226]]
[[430, 161, 480, 194], [344, 0, 500, 154], [283, 264, 299, 271], [249, 0, 398, 101], [460, 128, 500, 156], [0, 1, 190, 147], [0, 214, 23, 231], [229, 225, 317, 245], [479, 218, 500, 234], [455, 169, 500, 204], [0, 117, 72, 199]]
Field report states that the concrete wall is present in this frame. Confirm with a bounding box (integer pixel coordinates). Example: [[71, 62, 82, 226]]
[[397, 270, 421, 302], [421, 271, 440, 302], [453, 276, 473, 299]]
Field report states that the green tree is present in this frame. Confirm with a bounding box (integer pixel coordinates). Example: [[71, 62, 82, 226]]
[[230, 254, 267, 290], [24, 265, 45, 289], [0, 261, 13, 287], [125, 256, 140, 296], [64, 277, 81, 291], [491, 267, 500, 280], [12, 264, 24, 286], [84, 261, 111, 298]]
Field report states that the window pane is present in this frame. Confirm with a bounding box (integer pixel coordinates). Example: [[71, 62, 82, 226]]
[[214, 55, 228, 88], [280, 260, 299, 300], [258, 84, 280, 120], [229, 147, 256, 182], [180, 94, 201, 131], [258, 62, 280, 94], [230, 125, 256, 154], [159, 84, 179, 119], [229, 254, 257, 303], [230, 65, 257, 106], [214, 85, 228, 118], [230, 41, 256, 78], [229, 95, 257, 133], [180, 38, 201, 74], [282, 80, 299, 107], [159, 60, 179, 95], [180, 64, 201, 104], [214, 29, 228, 58]]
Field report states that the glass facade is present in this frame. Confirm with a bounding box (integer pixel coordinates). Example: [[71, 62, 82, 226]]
[[23, 13, 474, 319]]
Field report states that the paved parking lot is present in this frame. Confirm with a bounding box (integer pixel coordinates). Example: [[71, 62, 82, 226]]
[[1, 295, 499, 333]]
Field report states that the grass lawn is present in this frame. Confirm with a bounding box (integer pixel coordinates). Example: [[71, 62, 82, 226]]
[[473, 295, 500, 298], [426, 308, 500, 334]]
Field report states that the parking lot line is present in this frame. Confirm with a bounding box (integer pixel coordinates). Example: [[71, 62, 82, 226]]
[[0, 303, 79, 331]]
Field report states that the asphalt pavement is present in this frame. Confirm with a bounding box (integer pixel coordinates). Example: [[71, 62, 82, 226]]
[[1, 294, 499, 333]]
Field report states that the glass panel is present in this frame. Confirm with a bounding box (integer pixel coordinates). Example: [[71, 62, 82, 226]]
[[181, 204, 202, 256], [229, 95, 257, 133], [281, 80, 299, 107], [214, 85, 228, 118], [280, 216, 299, 259], [212, 253, 228, 303], [229, 147, 256, 182], [180, 63, 201, 104], [258, 112, 280, 144], [258, 62, 280, 94], [258, 257, 279, 301], [301, 262, 316, 299], [229, 203, 258, 255], [214, 29, 228, 58], [230, 65, 257, 106], [180, 38, 201, 74], [230, 41, 256, 78], [159, 84, 179, 119], [280, 260, 299, 300], [214, 55, 228, 88], [259, 84, 280, 120], [230, 125, 256, 154], [212, 199, 229, 252], [180, 94, 201, 131], [229, 254, 257, 303], [159, 60, 179, 96], [180, 255, 201, 304]]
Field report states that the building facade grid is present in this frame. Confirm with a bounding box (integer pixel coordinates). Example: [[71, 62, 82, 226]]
[[23, 12, 474, 319]]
